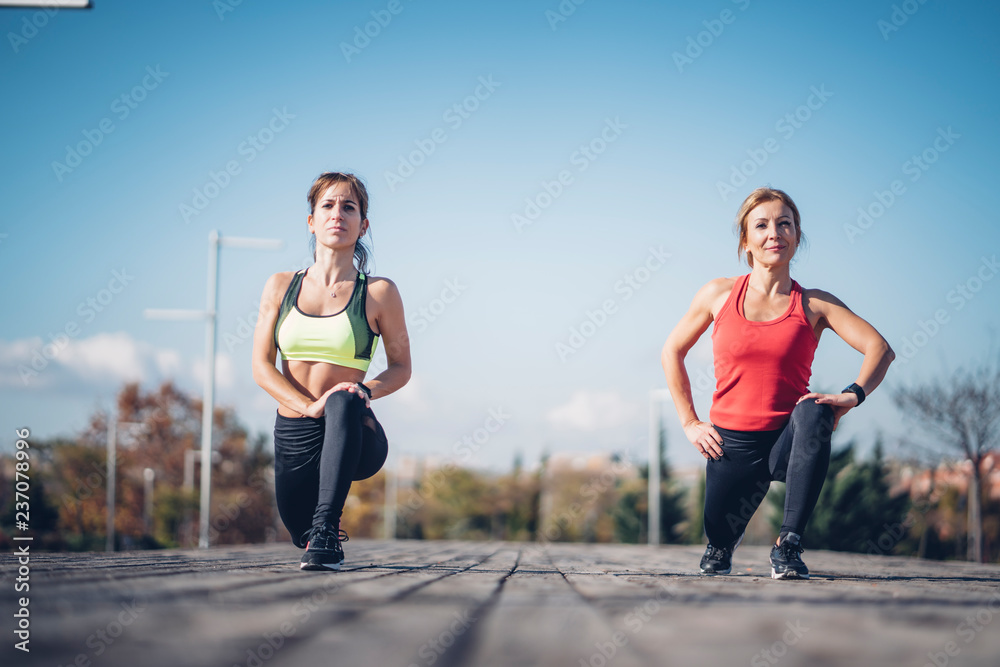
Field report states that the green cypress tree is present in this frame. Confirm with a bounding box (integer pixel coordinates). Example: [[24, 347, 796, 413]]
[[769, 437, 909, 553], [613, 423, 687, 544]]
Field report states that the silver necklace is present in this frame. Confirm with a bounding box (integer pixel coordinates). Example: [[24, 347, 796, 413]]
[[328, 274, 357, 299]]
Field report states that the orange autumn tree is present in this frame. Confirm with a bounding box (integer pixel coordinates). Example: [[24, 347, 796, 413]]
[[57, 381, 277, 548]]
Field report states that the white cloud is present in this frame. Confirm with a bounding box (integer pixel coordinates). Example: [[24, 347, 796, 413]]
[[0, 331, 198, 392], [192, 352, 236, 390], [59, 331, 149, 383], [546, 390, 641, 431], [154, 348, 183, 377]]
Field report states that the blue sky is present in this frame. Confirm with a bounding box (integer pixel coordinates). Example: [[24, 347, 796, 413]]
[[2, 0, 999, 472]]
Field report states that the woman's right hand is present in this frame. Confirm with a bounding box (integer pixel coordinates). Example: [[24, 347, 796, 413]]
[[301, 386, 340, 419], [683, 420, 724, 461]]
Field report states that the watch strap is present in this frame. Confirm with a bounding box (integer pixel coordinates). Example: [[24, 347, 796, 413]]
[[842, 383, 865, 406]]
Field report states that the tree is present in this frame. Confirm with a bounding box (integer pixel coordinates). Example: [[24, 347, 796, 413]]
[[684, 472, 706, 544], [894, 363, 1000, 562], [613, 424, 688, 544], [768, 439, 909, 554], [31, 381, 276, 550]]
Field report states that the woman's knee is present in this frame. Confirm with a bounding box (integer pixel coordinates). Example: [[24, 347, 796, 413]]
[[790, 399, 833, 456], [324, 389, 363, 417], [792, 397, 834, 433]]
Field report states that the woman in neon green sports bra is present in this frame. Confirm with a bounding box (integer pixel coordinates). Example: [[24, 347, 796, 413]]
[[252, 172, 411, 571]]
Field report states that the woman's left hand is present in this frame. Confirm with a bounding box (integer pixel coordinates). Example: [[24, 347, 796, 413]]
[[331, 381, 371, 409], [796, 392, 858, 431]]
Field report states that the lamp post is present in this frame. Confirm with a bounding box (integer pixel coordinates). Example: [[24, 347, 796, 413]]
[[105, 412, 148, 552], [145, 231, 283, 548], [384, 458, 397, 540], [143, 468, 155, 535], [648, 389, 671, 546]]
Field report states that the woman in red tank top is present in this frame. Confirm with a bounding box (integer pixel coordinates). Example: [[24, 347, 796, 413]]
[[661, 187, 895, 580]]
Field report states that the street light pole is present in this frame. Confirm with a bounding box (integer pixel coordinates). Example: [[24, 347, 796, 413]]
[[146, 231, 283, 549], [648, 389, 671, 546], [143, 468, 155, 535], [105, 412, 116, 552], [105, 414, 148, 552], [384, 458, 397, 540], [199, 230, 220, 549]]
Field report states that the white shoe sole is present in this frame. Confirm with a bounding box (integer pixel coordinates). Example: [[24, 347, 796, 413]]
[[300, 560, 343, 571], [770, 567, 808, 580]]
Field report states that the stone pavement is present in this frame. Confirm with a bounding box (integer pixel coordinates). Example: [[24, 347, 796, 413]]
[[3, 540, 999, 667]]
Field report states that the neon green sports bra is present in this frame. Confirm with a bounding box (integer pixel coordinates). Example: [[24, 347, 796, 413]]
[[273, 269, 379, 372]]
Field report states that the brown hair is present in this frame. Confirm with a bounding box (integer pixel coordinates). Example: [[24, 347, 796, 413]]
[[734, 187, 803, 267], [307, 172, 372, 273]]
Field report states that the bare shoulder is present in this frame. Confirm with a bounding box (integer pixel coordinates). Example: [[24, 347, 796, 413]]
[[368, 276, 403, 309], [702, 276, 737, 298], [262, 270, 297, 302], [801, 287, 849, 312], [366, 275, 401, 301], [695, 276, 737, 316]]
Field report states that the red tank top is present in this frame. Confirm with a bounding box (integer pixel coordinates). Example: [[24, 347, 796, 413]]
[[710, 274, 819, 431]]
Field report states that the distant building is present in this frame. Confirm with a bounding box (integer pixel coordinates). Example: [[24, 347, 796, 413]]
[[891, 452, 1000, 502]]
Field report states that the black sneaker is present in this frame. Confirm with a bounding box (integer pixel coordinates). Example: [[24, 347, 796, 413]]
[[700, 544, 733, 574], [699, 531, 744, 575], [770, 532, 809, 580], [300, 523, 349, 571]]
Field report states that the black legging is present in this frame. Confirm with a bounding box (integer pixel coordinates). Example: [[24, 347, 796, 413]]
[[273, 390, 388, 548], [703, 398, 833, 549]]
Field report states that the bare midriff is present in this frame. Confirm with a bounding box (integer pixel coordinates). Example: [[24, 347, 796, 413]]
[[277, 359, 366, 417]]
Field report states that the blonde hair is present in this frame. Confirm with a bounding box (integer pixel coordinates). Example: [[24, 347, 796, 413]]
[[734, 187, 802, 267]]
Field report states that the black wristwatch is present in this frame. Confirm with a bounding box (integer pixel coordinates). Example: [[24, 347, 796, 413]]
[[356, 382, 372, 399], [842, 383, 865, 406]]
